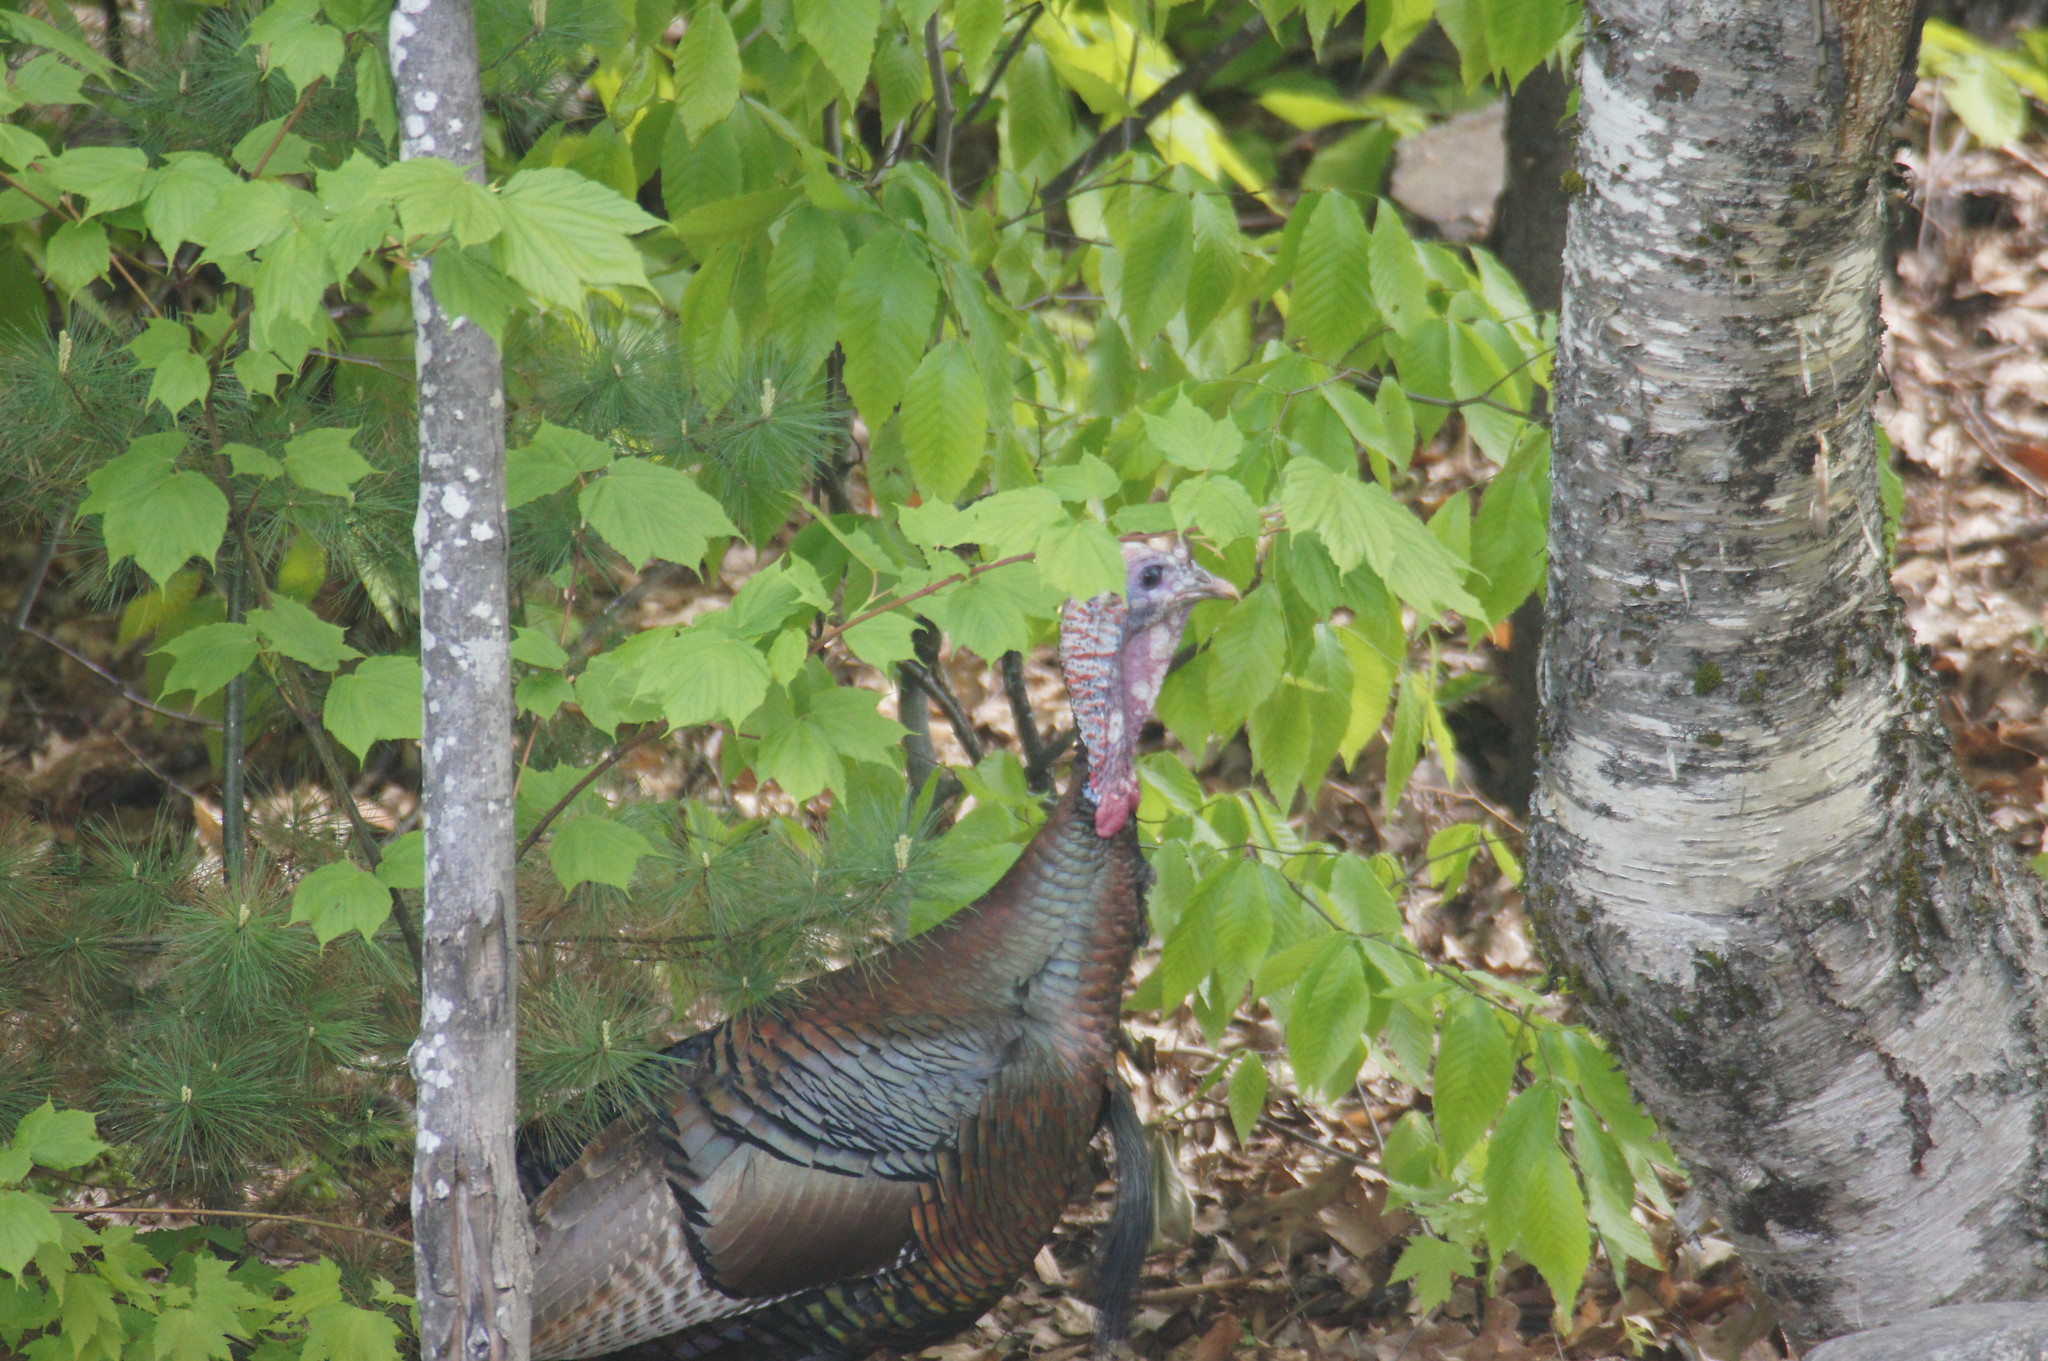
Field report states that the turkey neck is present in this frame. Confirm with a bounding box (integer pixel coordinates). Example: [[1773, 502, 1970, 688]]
[[832, 749, 1146, 1059]]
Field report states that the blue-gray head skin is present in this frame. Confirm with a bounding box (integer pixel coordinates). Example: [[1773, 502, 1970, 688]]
[[1059, 541, 1238, 836]]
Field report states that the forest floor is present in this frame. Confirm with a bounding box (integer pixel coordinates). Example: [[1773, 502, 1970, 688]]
[[3, 94, 2046, 1361]]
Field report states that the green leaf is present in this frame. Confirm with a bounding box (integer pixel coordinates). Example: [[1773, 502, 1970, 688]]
[[1169, 476, 1261, 548], [250, 598, 360, 671], [299, 1303, 400, 1361], [512, 625, 570, 670], [11, 53, 85, 105], [1109, 187, 1192, 344], [1433, 992, 1513, 1169], [282, 428, 375, 501], [766, 206, 851, 379], [1291, 191, 1373, 361], [244, 0, 345, 93], [1281, 461, 1479, 619], [431, 245, 526, 342], [579, 457, 737, 568], [954, 0, 1003, 71], [155, 622, 261, 700], [621, 624, 773, 728], [128, 319, 213, 415], [674, 1, 742, 139], [836, 229, 938, 425], [41, 146, 150, 216], [1388, 1234, 1473, 1315], [1383, 666, 1425, 811], [1226, 1053, 1267, 1146], [507, 421, 614, 507], [1205, 585, 1287, 731], [324, 655, 424, 761], [1481, 0, 1561, 84], [1484, 1081, 1588, 1324], [1369, 199, 1431, 339], [517, 671, 576, 718], [899, 338, 986, 501], [1286, 936, 1372, 1093], [843, 611, 920, 669], [1032, 517, 1126, 601], [795, 0, 881, 101], [377, 157, 505, 246], [549, 815, 658, 892], [79, 440, 230, 589], [1943, 52, 2026, 146], [45, 218, 109, 293], [375, 830, 425, 890], [1471, 427, 1549, 623], [0, 1190, 60, 1279], [10, 1104, 106, 1171], [1143, 392, 1243, 471], [927, 560, 1056, 659], [494, 167, 662, 312], [148, 1256, 254, 1361], [290, 859, 394, 946]]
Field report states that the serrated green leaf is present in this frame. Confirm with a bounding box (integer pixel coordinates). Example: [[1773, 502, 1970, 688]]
[[507, 421, 614, 507], [1169, 476, 1261, 548], [1370, 198, 1431, 338], [837, 229, 938, 425], [927, 560, 1056, 659], [42, 146, 149, 216], [0, 1190, 60, 1279], [1109, 187, 1192, 344], [1205, 584, 1286, 731], [10, 1104, 106, 1171], [299, 1303, 400, 1361], [244, 0, 345, 92], [283, 428, 374, 501], [1286, 936, 1373, 1092], [1227, 1053, 1267, 1146], [375, 830, 425, 890], [45, 218, 108, 293], [154, 622, 260, 700], [550, 815, 658, 891], [620, 625, 772, 728], [580, 457, 737, 568], [1032, 516, 1125, 600], [900, 338, 986, 501], [377, 157, 505, 246], [1291, 191, 1373, 361], [250, 598, 360, 671], [1387, 1234, 1473, 1315], [290, 860, 393, 946], [1143, 392, 1243, 471], [795, 0, 880, 100], [324, 655, 423, 761], [516, 671, 576, 719], [843, 611, 920, 669], [674, 2, 742, 139], [1434, 992, 1513, 1169], [431, 244, 526, 341], [1484, 1081, 1588, 1323], [1281, 461, 1480, 619], [766, 206, 851, 379], [494, 167, 662, 312]]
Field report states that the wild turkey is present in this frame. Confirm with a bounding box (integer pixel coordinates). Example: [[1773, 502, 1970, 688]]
[[523, 540, 1235, 1361]]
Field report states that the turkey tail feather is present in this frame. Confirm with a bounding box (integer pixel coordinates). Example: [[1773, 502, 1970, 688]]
[[1090, 1081, 1152, 1352]]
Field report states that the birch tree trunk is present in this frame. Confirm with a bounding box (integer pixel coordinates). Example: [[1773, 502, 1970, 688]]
[[1531, 0, 2048, 1343], [389, 0, 528, 1356]]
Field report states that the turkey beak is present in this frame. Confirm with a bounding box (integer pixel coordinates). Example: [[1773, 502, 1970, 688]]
[[1177, 561, 1239, 606]]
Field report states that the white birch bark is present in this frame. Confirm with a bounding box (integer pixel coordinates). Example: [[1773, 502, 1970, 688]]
[[1532, 0, 2048, 1343], [389, 0, 528, 1354]]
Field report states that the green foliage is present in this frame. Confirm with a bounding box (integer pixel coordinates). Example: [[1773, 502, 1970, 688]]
[[0, 0, 1672, 1326], [0, 1106, 411, 1361], [1920, 21, 2048, 147]]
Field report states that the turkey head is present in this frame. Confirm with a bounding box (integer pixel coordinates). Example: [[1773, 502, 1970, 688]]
[[1060, 540, 1238, 837]]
